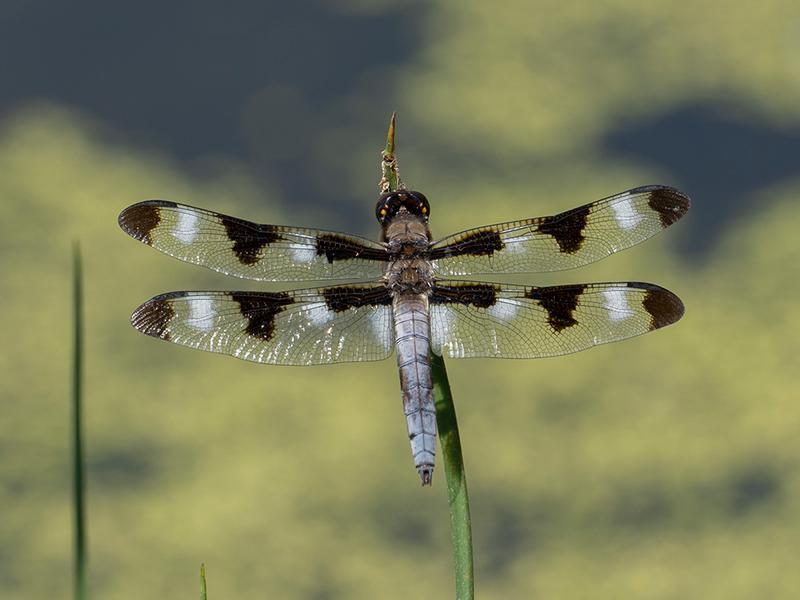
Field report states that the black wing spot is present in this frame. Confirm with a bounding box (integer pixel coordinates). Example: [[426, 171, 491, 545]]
[[131, 292, 182, 341], [430, 229, 504, 260], [536, 205, 590, 254], [321, 286, 392, 312], [316, 234, 360, 263], [526, 284, 586, 332], [627, 282, 685, 330], [221, 215, 283, 266], [315, 234, 387, 264], [230, 292, 293, 341], [431, 283, 498, 309], [119, 201, 177, 245], [644, 186, 691, 228]]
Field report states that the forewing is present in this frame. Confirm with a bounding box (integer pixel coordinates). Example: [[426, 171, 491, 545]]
[[119, 200, 388, 281], [430, 280, 684, 359], [130, 284, 394, 364], [430, 186, 690, 275]]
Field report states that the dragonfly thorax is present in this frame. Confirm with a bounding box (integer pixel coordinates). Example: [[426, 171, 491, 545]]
[[386, 257, 434, 294], [382, 203, 434, 294]]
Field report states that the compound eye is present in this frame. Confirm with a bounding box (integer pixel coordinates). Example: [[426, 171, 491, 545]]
[[410, 191, 430, 220], [375, 192, 397, 223]]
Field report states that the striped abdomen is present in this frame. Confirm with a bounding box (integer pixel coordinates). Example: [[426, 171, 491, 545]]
[[393, 293, 436, 485]]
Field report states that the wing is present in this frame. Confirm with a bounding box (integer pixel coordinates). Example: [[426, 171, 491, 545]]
[[119, 200, 389, 281], [130, 284, 395, 365], [429, 280, 684, 359], [429, 185, 690, 276]]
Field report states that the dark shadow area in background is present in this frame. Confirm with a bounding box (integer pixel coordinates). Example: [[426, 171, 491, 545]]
[[605, 104, 800, 258], [0, 0, 421, 211]]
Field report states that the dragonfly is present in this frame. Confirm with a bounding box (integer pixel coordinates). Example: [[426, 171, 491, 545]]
[[119, 184, 689, 485]]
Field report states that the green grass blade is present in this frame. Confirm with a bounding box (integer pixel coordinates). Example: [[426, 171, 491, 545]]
[[431, 353, 474, 599], [72, 242, 87, 600], [380, 112, 401, 193], [200, 563, 208, 600], [378, 114, 474, 598]]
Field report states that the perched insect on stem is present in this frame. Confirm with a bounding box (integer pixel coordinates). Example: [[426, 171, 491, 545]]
[[119, 136, 689, 485]]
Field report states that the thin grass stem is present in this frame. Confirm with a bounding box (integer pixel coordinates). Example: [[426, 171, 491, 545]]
[[431, 353, 474, 599], [72, 242, 87, 600]]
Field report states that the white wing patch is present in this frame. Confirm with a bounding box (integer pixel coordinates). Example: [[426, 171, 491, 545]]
[[173, 209, 200, 244], [188, 297, 216, 331], [488, 299, 521, 322], [290, 245, 317, 264], [369, 307, 392, 342], [603, 289, 634, 321], [503, 235, 529, 253], [611, 196, 643, 230], [430, 305, 463, 357], [304, 303, 335, 327]]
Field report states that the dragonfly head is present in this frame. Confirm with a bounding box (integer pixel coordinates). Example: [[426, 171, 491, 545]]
[[376, 190, 430, 224]]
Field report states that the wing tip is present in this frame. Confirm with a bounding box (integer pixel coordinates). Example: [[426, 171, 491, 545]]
[[118, 200, 179, 244], [130, 294, 181, 340], [629, 185, 691, 228], [627, 282, 685, 330]]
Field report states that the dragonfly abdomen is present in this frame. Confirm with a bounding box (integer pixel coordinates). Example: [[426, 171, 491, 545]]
[[393, 293, 436, 485]]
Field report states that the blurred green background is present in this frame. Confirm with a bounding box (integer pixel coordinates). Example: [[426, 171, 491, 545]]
[[2, 1, 800, 598]]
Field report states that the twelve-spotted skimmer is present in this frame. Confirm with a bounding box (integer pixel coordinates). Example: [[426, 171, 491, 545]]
[[119, 185, 689, 485]]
